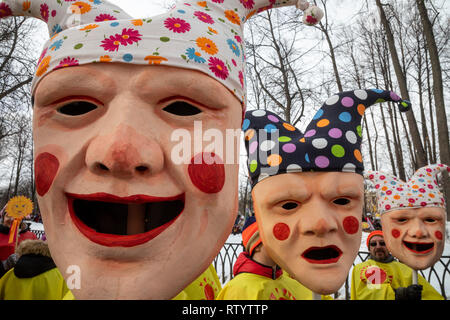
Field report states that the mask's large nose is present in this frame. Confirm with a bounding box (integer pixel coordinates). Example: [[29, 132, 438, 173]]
[[85, 123, 164, 179], [299, 202, 339, 237], [408, 218, 429, 240]]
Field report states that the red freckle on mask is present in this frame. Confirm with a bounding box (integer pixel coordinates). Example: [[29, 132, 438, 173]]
[[273, 223, 290, 241], [188, 153, 225, 194], [204, 283, 215, 300], [35, 153, 60, 196], [392, 229, 401, 238], [435, 231, 443, 240], [343, 216, 359, 234]]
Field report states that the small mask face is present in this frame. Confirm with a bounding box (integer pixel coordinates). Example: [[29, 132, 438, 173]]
[[252, 171, 363, 295], [33, 63, 242, 299], [381, 207, 445, 270]]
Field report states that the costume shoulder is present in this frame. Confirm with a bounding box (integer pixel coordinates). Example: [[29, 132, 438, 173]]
[[216, 273, 269, 300], [172, 264, 222, 300]]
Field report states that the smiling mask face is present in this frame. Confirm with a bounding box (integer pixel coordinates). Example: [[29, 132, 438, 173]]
[[381, 207, 445, 270], [33, 63, 241, 299], [252, 171, 363, 295]]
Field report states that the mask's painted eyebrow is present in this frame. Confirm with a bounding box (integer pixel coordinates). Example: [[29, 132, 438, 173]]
[[135, 70, 234, 110], [33, 67, 116, 106], [48, 95, 105, 107], [263, 181, 310, 206]]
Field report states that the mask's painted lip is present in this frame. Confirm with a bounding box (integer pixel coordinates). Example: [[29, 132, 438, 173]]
[[402, 240, 434, 255], [301, 245, 343, 265], [66, 192, 185, 248]]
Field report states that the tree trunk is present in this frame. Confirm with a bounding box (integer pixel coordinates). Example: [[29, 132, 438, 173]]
[[425, 48, 437, 163], [415, 0, 450, 221], [319, 23, 343, 92]]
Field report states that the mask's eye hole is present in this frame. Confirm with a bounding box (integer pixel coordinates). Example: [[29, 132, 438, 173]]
[[333, 198, 350, 205], [281, 202, 298, 210], [57, 101, 98, 116], [163, 101, 202, 116]]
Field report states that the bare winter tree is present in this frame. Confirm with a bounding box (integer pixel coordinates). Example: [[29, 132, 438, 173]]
[[415, 0, 450, 220], [0, 16, 39, 209], [375, 0, 428, 169]]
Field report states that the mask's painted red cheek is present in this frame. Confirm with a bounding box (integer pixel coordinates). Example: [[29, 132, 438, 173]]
[[435, 231, 443, 240], [188, 153, 225, 194], [273, 223, 290, 241], [343, 216, 359, 234], [392, 229, 401, 238], [35, 152, 60, 197]]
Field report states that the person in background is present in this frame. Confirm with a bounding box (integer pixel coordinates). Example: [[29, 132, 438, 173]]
[[0, 214, 37, 261], [217, 216, 330, 300], [0, 239, 69, 300], [351, 230, 444, 300]]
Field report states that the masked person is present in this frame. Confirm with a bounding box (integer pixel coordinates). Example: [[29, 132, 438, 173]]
[[0, 0, 323, 299], [366, 164, 449, 271], [351, 230, 444, 300], [244, 89, 411, 296], [217, 216, 330, 300]]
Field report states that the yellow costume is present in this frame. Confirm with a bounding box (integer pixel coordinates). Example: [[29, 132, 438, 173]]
[[0, 266, 69, 300], [351, 258, 444, 300]]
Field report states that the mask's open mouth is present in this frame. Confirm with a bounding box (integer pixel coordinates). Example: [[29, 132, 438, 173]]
[[403, 241, 434, 254], [301, 245, 342, 264], [67, 193, 185, 247]]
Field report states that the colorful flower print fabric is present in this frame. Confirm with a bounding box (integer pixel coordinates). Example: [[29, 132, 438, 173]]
[[0, 0, 324, 106]]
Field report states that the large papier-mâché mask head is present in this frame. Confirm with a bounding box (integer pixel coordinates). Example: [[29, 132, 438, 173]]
[[245, 89, 411, 294], [33, 63, 242, 299], [366, 164, 448, 270]]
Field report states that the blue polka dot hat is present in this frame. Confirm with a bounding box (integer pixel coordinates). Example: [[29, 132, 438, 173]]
[[243, 89, 411, 187]]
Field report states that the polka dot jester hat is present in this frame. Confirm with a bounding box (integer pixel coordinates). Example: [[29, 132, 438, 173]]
[[243, 89, 411, 187], [365, 164, 449, 215], [0, 0, 323, 105]]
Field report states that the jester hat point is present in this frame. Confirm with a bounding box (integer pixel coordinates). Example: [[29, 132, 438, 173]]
[[365, 164, 449, 215], [243, 89, 411, 187], [0, 0, 324, 106]]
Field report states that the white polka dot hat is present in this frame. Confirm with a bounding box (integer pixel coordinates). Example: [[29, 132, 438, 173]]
[[0, 0, 324, 105], [243, 89, 411, 187], [365, 164, 449, 214]]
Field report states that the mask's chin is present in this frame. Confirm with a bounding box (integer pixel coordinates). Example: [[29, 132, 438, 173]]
[[66, 193, 185, 247]]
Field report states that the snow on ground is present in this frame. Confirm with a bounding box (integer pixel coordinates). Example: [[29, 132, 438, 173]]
[[27, 221, 44, 231]]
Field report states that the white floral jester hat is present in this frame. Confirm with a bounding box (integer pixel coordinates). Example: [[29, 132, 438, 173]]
[[0, 0, 324, 107], [365, 164, 450, 215]]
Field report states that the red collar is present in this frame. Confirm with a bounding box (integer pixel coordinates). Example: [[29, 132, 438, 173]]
[[233, 252, 283, 280]]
